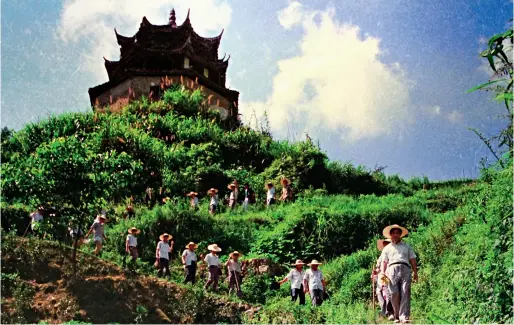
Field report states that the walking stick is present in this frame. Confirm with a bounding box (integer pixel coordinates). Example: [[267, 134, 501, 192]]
[[22, 223, 32, 237], [233, 270, 243, 298]]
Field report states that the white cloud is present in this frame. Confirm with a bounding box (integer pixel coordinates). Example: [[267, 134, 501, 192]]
[[424, 105, 464, 124], [242, 1, 413, 142], [447, 110, 464, 124], [57, 0, 232, 83]]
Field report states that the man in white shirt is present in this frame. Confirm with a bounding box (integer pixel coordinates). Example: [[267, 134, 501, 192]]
[[186, 192, 199, 210], [207, 188, 219, 215], [126, 227, 140, 266], [156, 233, 173, 279], [182, 242, 198, 284], [29, 207, 44, 233], [279, 259, 306, 305], [380, 224, 418, 324], [228, 183, 237, 210], [266, 182, 276, 207], [303, 260, 326, 306], [225, 251, 243, 297], [204, 244, 222, 291]]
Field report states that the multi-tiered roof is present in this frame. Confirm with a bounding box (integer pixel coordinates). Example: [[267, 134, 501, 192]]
[[88, 9, 239, 116]]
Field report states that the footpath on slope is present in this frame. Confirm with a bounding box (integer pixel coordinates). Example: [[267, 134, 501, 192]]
[[1, 237, 258, 324]]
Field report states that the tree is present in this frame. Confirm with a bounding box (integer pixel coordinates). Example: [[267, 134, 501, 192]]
[[468, 24, 513, 166]]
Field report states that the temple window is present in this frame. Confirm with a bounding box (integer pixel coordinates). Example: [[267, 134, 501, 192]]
[[204, 68, 209, 78], [184, 57, 190, 68]]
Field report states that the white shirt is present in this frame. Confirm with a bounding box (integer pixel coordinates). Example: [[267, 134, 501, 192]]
[[229, 191, 236, 201], [191, 197, 199, 208], [126, 234, 137, 247], [267, 187, 275, 200], [204, 253, 221, 266], [157, 241, 171, 260], [210, 194, 218, 206], [287, 268, 305, 289], [227, 259, 241, 272], [31, 212, 43, 223], [304, 269, 324, 290], [380, 241, 416, 266], [182, 249, 197, 266]]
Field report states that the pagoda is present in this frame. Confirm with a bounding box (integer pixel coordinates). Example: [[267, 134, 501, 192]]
[[88, 9, 239, 122]]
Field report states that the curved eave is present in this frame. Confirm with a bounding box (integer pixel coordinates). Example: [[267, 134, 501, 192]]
[[114, 28, 135, 46]]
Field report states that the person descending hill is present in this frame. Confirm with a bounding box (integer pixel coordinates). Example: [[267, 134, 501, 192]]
[[126, 196, 135, 219], [182, 242, 198, 284], [232, 179, 240, 203], [85, 215, 107, 255], [228, 183, 237, 210], [279, 178, 294, 202], [266, 182, 276, 208], [279, 259, 306, 305], [156, 233, 173, 279], [208, 188, 219, 215], [380, 224, 418, 324], [372, 239, 394, 319], [303, 260, 326, 306], [126, 227, 140, 267], [204, 244, 222, 291], [29, 206, 44, 236], [226, 251, 243, 297], [186, 192, 199, 210], [242, 183, 255, 210]]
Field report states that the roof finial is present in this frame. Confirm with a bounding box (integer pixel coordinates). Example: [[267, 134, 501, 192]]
[[169, 8, 177, 27]]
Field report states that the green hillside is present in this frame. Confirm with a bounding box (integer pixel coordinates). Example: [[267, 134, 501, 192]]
[[1, 82, 512, 323]]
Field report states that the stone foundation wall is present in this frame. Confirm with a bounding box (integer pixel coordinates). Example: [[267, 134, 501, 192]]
[[94, 76, 231, 119]]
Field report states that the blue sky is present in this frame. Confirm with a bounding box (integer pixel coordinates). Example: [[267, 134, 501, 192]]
[[2, 0, 512, 180]]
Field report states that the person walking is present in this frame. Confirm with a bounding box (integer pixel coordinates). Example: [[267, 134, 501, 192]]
[[29, 206, 44, 235], [156, 233, 173, 279], [279, 259, 306, 305], [303, 260, 326, 306], [126, 227, 140, 267], [182, 242, 198, 284], [204, 244, 222, 291], [226, 251, 243, 297], [279, 178, 294, 202], [186, 192, 199, 210], [228, 183, 237, 210], [85, 215, 107, 255], [372, 239, 394, 319], [207, 188, 219, 215], [266, 182, 276, 208], [380, 224, 418, 324], [242, 183, 255, 210]]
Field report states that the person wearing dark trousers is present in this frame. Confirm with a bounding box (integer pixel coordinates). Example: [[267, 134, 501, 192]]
[[303, 260, 326, 306], [204, 244, 222, 291], [156, 233, 173, 279], [279, 259, 306, 305], [182, 242, 198, 284]]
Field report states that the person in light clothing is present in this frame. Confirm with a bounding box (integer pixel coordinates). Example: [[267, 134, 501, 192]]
[[126, 227, 140, 265], [156, 233, 173, 279], [29, 207, 44, 234], [228, 184, 237, 210], [225, 251, 243, 297], [372, 239, 394, 319], [85, 215, 107, 255], [242, 183, 255, 210], [380, 224, 418, 324], [182, 242, 198, 284], [232, 179, 239, 203], [207, 188, 219, 215], [279, 178, 293, 202], [186, 192, 199, 210], [266, 182, 275, 207], [279, 259, 306, 305], [303, 260, 326, 306], [204, 244, 222, 291]]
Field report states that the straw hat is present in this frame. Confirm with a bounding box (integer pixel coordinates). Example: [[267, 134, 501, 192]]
[[207, 244, 222, 252], [291, 259, 305, 266], [383, 224, 409, 239], [207, 188, 218, 194], [227, 183, 236, 190], [281, 177, 290, 185], [266, 182, 273, 186], [229, 251, 241, 258], [185, 192, 198, 197], [97, 215, 107, 221], [377, 239, 391, 251], [185, 241, 198, 249], [128, 227, 141, 234], [308, 260, 322, 266], [159, 233, 173, 241]]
